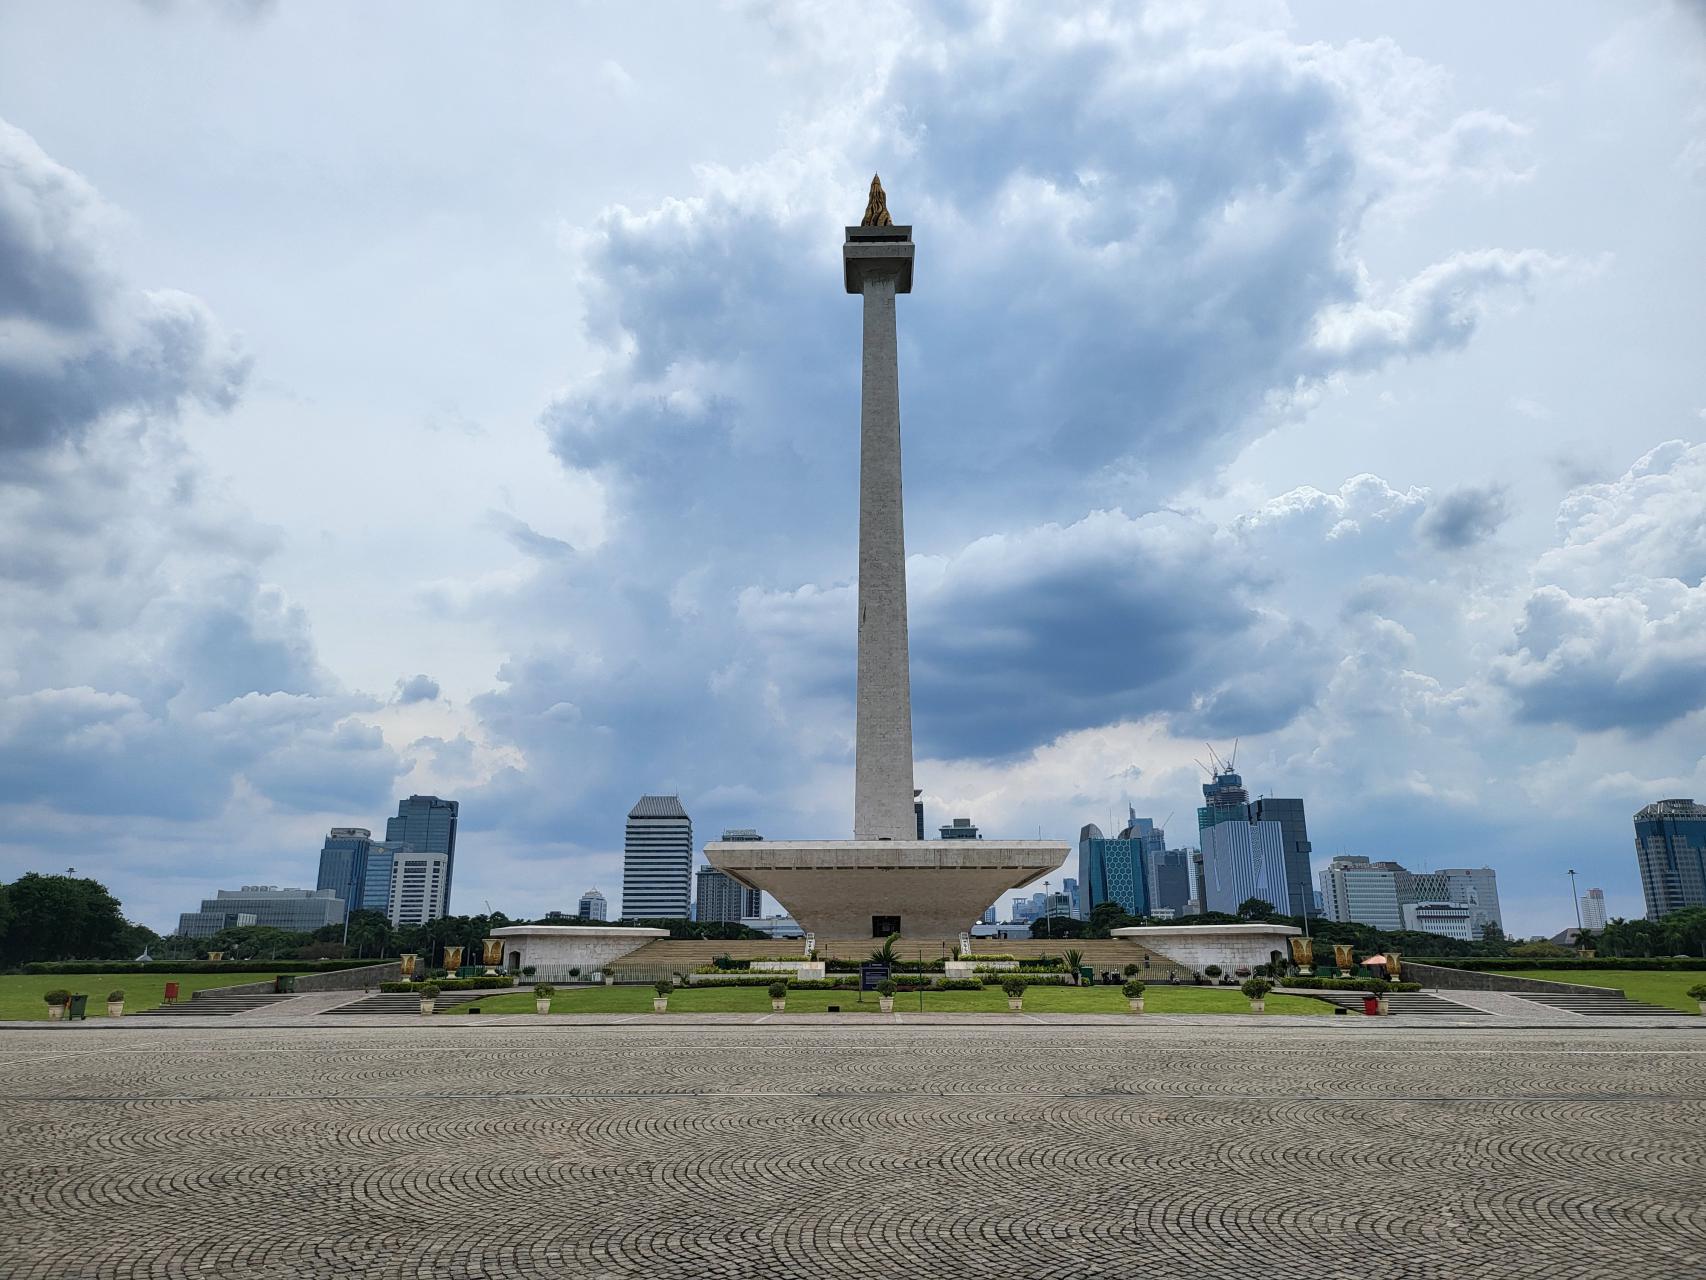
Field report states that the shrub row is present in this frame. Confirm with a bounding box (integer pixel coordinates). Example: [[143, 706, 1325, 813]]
[[22, 959, 386, 975], [688, 977, 858, 989], [1412, 957, 1706, 972]]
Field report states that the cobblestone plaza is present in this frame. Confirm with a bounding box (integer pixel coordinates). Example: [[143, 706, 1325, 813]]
[[3, 1022, 1703, 1279]]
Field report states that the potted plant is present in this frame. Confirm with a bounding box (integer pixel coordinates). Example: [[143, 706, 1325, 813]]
[[1240, 977, 1273, 1013], [876, 978, 897, 1014], [1063, 948, 1084, 985], [1002, 976, 1026, 1012], [418, 982, 440, 1015], [1122, 963, 1140, 979], [1122, 979, 1146, 1014], [1369, 978, 1391, 1015], [602, 970, 615, 986], [1204, 965, 1222, 984], [768, 981, 788, 1012], [653, 979, 672, 1013], [1689, 983, 1706, 1016], [522, 965, 537, 977], [533, 984, 555, 1014], [106, 989, 125, 1018], [568, 967, 581, 980], [43, 989, 70, 1021]]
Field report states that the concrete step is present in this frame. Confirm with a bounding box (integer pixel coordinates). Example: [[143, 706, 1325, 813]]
[[1292, 990, 1489, 1015], [321, 990, 495, 1015], [1509, 992, 1691, 1017], [131, 992, 300, 1017]]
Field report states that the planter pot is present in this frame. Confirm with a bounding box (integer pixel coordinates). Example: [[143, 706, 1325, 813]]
[[1249, 998, 1265, 1013], [652, 998, 668, 1013], [1007, 997, 1023, 1012], [1698, 1001, 1706, 1016], [419, 999, 435, 1015], [878, 996, 894, 1013], [1377, 997, 1391, 1015], [770, 999, 786, 1012], [1579, 950, 1596, 959], [47, 1004, 64, 1021], [603, 975, 615, 987], [106, 1001, 124, 1018], [1128, 998, 1144, 1014], [534, 998, 551, 1014]]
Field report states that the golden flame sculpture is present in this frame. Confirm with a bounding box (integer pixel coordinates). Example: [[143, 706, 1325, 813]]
[[861, 173, 894, 226]]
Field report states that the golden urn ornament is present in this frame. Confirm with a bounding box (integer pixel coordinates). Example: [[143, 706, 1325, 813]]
[[443, 945, 464, 973]]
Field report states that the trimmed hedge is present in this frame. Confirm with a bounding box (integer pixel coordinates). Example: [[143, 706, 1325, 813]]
[[1285, 977, 1422, 993], [1413, 957, 1706, 972], [982, 974, 1068, 987], [22, 959, 386, 975], [689, 976, 857, 990]]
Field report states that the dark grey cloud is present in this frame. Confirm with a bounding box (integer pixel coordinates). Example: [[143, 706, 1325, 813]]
[[395, 674, 442, 704], [0, 119, 249, 453], [1421, 484, 1510, 549]]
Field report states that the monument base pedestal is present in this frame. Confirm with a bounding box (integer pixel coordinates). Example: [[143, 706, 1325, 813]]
[[706, 839, 1067, 941]]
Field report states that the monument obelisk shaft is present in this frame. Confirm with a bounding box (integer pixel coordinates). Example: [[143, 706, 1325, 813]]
[[844, 177, 916, 842]]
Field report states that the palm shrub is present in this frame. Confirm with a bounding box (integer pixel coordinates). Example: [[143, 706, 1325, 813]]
[[767, 981, 787, 1000], [1122, 980, 1146, 999], [1062, 948, 1084, 982], [870, 933, 901, 967]]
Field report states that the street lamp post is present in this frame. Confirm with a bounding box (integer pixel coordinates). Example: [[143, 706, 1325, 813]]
[[1044, 880, 1052, 938], [1567, 868, 1582, 934]]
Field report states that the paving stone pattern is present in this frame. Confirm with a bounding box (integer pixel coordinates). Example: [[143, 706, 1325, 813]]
[[2, 1023, 1704, 1279]]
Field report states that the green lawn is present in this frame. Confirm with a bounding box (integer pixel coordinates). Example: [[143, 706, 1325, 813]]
[[440, 983, 1332, 1016], [0, 972, 281, 1020], [1513, 969, 1705, 1014]]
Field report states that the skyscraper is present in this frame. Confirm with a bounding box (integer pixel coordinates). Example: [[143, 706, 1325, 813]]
[[386, 795, 459, 913], [1580, 887, 1607, 931], [1077, 823, 1150, 917], [386, 852, 448, 926], [939, 818, 980, 839], [316, 828, 409, 915], [1196, 761, 1313, 916], [622, 795, 693, 919], [696, 865, 761, 924], [1317, 856, 1402, 930], [577, 889, 607, 921], [1118, 810, 1189, 915], [1634, 799, 1706, 919], [1437, 867, 1503, 935]]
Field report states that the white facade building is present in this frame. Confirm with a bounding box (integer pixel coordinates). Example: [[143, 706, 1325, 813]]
[[577, 889, 608, 921], [621, 795, 693, 919], [1401, 901, 1476, 940], [387, 852, 448, 926], [1580, 887, 1607, 931], [1437, 866, 1503, 935], [1318, 856, 1402, 930]]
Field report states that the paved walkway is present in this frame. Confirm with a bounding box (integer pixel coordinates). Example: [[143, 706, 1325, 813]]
[[229, 989, 371, 1018], [2, 1021, 1703, 1278]]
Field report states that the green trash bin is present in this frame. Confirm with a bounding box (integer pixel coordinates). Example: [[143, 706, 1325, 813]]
[[275, 974, 297, 994], [1079, 965, 1094, 985], [68, 994, 88, 1021]]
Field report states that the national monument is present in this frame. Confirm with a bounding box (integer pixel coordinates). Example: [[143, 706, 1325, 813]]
[[707, 178, 1069, 940]]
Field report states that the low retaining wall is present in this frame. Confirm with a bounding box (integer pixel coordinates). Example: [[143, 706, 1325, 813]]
[[293, 962, 399, 990], [1405, 962, 1617, 995]]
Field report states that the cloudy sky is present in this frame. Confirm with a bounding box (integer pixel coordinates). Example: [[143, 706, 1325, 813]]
[[2, 1, 1703, 937]]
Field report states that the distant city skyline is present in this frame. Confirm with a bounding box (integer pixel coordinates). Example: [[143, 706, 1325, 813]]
[[3, 6, 1699, 940]]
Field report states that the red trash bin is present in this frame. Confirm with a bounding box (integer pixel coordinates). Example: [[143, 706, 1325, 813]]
[[1362, 995, 1379, 1016], [164, 981, 180, 1004]]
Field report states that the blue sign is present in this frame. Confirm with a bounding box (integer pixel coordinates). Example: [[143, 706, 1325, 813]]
[[860, 963, 890, 991]]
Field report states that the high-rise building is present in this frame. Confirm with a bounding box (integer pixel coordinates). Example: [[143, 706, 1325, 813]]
[[1009, 896, 1033, 923], [939, 818, 980, 839], [1634, 799, 1706, 919], [386, 795, 459, 913], [1078, 824, 1151, 917], [177, 886, 345, 938], [1199, 815, 1287, 915], [1401, 901, 1475, 940], [1318, 856, 1402, 930], [1437, 867, 1503, 935], [981, 905, 997, 925], [696, 865, 762, 924], [1580, 887, 1607, 931], [1147, 848, 1193, 916], [316, 828, 412, 916], [1061, 876, 1081, 918], [622, 795, 693, 919], [386, 852, 448, 926], [577, 889, 607, 921], [1196, 762, 1313, 916]]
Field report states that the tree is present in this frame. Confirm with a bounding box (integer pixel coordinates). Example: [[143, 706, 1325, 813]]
[[1236, 898, 1277, 921], [0, 873, 134, 965], [1087, 901, 1137, 938], [1030, 914, 1085, 939], [343, 909, 393, 958]]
